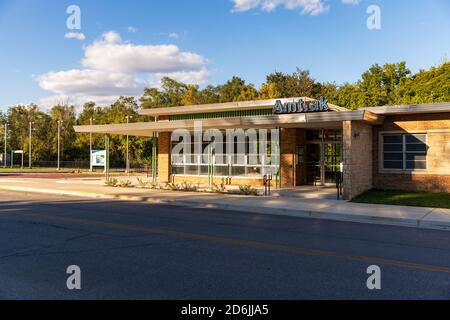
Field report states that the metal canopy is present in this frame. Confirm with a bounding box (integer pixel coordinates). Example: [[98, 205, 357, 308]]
[[74, 110, 383, 137]]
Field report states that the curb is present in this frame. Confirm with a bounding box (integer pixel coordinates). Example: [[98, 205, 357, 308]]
[[0, 185, 449, 231]]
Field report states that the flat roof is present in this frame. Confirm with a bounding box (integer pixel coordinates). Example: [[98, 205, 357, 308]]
[[74, 110, 383, 137], [139, 97, 347, 117], [361, 102, 450, 115]]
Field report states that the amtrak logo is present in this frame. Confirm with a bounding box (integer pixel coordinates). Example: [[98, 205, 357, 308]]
[[273, 97, 330, 114]]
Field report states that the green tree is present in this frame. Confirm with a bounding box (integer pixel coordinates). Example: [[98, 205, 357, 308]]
[[218, 76, 258, 102], [395, 62, 450, 104]]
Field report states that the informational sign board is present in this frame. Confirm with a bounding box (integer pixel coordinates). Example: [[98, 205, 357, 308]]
[[91, 150, 106, 167]]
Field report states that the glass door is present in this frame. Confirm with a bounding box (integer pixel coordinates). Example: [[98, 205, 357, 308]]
[[323, 143, 342, 184], [305, 144, 321, 185]]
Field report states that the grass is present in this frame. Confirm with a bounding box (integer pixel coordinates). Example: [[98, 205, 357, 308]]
[[352, 189, 450, 209]]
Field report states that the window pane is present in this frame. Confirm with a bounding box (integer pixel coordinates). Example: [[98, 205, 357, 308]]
[[214, 166, 229, 177], [171, 165, 184, 175], [384, 144, 403, 152], [406, 161, 427, 170], [384, 153, 403, 161], [231, 166, 246, 176], [406, 134, 426, 144], [406, 154, 427, 161], [383, 135, 402, 144], [384, 161, 403, 169], [247, 166, 262, 176], [199, 165, 209, 175], [406, 144, 427, 152], [185, 165, 199, 175]]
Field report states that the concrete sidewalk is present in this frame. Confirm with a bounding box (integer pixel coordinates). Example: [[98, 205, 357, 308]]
[[0, 176, 449, 231]]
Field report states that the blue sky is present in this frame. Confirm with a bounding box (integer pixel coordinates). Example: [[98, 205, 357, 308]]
[[0, 0, 449, 111]]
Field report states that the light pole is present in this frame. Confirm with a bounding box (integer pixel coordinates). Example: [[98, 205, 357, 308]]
[[3, 123, 7, 168], [89, 117, 94, 172], [29, 121, 34, 169], [125, 115, 132, 174], [57, 120, 61, 171]]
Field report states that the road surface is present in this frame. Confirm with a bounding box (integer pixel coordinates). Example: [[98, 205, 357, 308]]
[[0, 190, 449, 299]]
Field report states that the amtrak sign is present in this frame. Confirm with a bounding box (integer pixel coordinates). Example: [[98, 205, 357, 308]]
[[273, 97, 330, 114]]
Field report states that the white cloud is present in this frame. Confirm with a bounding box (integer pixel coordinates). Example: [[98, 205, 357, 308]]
[[35, 69, 145, 96], [231, 0, 328, 15], [81, 31, 206, 73], [231, 0, 359, 14], [151, 68, 210, 87], [168, 32, 180, 39], [64, 32, 86, 41], [35, 31, 210, 107]]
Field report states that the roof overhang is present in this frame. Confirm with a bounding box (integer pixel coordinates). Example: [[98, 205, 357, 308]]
[[74, 110, 383, 137], [139, 97, 347, 117], [360, 102, 450, 115]]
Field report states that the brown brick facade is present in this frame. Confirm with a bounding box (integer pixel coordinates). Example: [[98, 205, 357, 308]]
[[279, 128, 296, 188], [157, 132, 171, 183], [373, 113, 450, 193], [342, 121, 373, 200]]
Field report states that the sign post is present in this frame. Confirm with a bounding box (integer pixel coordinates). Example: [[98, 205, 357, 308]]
[[104, 136, 110, 181], [151, 135, 158, 183]]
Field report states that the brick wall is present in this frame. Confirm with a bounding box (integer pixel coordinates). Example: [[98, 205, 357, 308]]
[[343, 120, 373, 200], [280, 128, 296, 188], [158, 132, 171, 183], [373, 113, 450, 193], [173, 175, 263, 187]]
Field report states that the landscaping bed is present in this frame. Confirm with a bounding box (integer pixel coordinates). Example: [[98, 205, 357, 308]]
[[352, 189, 450, 209]]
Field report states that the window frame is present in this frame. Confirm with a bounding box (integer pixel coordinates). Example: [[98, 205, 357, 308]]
[[380, 132, 428, 172]]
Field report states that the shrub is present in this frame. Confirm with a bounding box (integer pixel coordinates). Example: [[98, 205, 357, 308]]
[[238, 185, 258, 196], [105, 178, 118, 187], [211, 183, 226, 193], [119, 180, 133, 188], [180, 182, 198, 192]]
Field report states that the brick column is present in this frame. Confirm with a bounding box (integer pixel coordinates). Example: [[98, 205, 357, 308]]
[[280, 128, 296, 188], [342, 121, 373, 200], [158, 132, 171, 183]]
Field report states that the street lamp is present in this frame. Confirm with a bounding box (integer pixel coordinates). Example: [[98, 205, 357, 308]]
[[57, 120, 62, 171], [125, 115, 133, 174], [3, 123, 7, 168], [89, 117, 95, 172], [29, 121, 34, 169]]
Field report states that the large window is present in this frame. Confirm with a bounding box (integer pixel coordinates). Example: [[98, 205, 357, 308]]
[[382, 133, 427, 170], [171, 131, 280, 178]]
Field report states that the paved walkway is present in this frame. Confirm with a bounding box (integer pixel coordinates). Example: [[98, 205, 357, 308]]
[[0, 175, 449, 231]]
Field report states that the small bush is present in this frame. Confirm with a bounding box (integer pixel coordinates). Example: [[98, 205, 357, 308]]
[[211, 183, 226, 193], [238, 185, 258, 196], [105, 178, 118, 187], [119, 180, 133, 188], [180, 182, 198, 192]]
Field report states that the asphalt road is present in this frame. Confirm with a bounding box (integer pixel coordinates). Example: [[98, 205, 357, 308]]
[[0, 190, 449, 300]]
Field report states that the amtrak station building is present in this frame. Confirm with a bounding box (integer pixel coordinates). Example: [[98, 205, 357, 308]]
[[74, 98, 450, 200]]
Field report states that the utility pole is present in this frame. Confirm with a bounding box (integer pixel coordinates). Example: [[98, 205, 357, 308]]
[[89, 117, 93, 172], [3, 123, 7, 168], [125, 115, 131, 175], [57, 120, 61, 171], [29, 121, 33, 169]]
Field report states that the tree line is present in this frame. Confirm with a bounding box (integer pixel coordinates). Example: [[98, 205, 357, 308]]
[[0, 61, 448, 167]]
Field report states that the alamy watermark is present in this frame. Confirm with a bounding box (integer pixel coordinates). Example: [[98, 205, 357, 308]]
[[66, 265, 81, 290], [367, 5, 381, 30], [171, 122, 280, 167], [366, 265, 381, 290]]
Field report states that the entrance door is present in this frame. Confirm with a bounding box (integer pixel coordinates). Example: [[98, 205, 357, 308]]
[[323, 143, 342, 184], [305, 144, 321, 185]]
